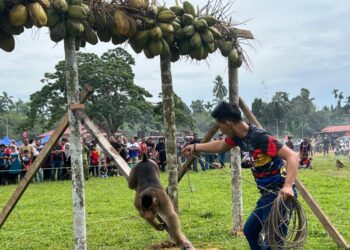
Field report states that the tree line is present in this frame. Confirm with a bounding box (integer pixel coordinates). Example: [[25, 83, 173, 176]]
[[0, 48, 349, 140]]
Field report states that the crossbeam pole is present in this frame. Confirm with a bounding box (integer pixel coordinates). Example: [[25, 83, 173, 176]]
[[79, 111, 130, 178], [0, 85, 93, 230]]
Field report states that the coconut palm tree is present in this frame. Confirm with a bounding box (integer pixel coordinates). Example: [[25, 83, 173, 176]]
[[0, 92, 14, 113], [204, 101, 213, 112], [212, 75, 228, 104]]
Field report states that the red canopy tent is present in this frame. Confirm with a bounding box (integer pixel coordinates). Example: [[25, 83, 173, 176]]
[[38, 125, 105, 139], [320, 125, 350, 136]]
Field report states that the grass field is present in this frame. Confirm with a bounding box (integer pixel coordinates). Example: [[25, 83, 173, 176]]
[[0, 155, 349, 250]]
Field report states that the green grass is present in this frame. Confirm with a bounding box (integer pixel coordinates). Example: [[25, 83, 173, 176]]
[[0, 155, 349, 249]]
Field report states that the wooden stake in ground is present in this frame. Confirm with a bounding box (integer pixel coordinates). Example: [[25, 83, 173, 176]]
[[160, 55, 178, 213], [64, 36, 86, 250], [228, 62, 243, 235]]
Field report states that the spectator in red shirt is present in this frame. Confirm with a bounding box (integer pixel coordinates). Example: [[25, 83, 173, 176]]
[[90, 144, 100, 177], [139, 138, 148, 157]]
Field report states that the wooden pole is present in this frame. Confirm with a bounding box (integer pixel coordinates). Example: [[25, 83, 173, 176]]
[[228, 63, 243, 236], [0, 85, 92, 230], [64, 36, 86, 250], [79, 111, 130, 178], [177, 124, 219, 183], [238, 96, 350, 250], [160, 56, 178, 212], [295, 179, 349, 249]]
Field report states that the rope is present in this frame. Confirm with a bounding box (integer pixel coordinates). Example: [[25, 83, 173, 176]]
[[266, 195, 307, 249], [189, 154, 308, 249]]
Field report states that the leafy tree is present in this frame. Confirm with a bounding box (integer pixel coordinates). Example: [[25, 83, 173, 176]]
[[190, 99, 206, 113], [153, 93, 195, 131], [212, 75, 227, 103], [29, 48, 154, 135], [204, 101, 213, 112], [251, 98, 269, 127], [269, 92, 290, 121], [0, 92, 14, 113]]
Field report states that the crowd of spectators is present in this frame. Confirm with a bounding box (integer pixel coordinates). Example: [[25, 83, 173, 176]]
[[2, 129, 348, 186], [0, 134, 177, 186]]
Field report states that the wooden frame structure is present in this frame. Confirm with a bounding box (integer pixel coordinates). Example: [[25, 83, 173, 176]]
[[0, 28, 348, 248], [0, 94, 349, 249]]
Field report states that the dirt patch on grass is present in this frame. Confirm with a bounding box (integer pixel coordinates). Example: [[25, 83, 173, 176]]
[[149, 241, 220, 250]]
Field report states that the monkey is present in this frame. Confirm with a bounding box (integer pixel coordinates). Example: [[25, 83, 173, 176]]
[[336, 159, 345, 170], [128, 154, 194, 249]]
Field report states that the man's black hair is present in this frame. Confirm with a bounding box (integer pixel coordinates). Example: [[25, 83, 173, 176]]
[[0, 144, 5, 148], [211, 101, 242, 123]]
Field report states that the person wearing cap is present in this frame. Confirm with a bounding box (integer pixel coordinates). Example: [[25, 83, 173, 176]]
[[182, 101, 299, 249], [285, 136, 295, 150]]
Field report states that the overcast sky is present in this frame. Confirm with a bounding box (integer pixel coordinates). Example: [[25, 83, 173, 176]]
[[0, 0, 349, 110]]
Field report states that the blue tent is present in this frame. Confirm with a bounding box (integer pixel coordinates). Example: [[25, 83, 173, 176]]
[[42, 134, 51, 144], [1, 136, 11, 145]]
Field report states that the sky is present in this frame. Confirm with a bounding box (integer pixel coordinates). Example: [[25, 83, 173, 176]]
[[0, 0, 349, 110]]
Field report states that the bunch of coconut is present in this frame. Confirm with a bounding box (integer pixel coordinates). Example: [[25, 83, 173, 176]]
[[92, 0, 148, 45], [217, 39, 243, 68], [47, 0, 97, 49], [168, 1, 221, 61], [127, 4, 181, 61], [0, 0, 49, 52]]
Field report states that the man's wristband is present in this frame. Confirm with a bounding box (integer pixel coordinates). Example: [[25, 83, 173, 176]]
[[193, 143, 197, 152]]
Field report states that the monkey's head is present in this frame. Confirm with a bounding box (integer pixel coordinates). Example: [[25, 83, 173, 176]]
[[140, 190, 159, 221]]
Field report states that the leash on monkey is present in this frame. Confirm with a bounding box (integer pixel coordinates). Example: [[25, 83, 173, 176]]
[[189, 154, 307, 250]]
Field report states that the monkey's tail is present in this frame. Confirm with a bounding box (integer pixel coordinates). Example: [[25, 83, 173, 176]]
[[141, 152, 149, 162]]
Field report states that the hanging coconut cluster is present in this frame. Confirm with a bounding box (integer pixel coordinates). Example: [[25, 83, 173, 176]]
[[170, 1, 220, 61], [48, 0, 97, 49], [0, 0, 49, 51], [218, 39, 243, 68], [128, 4, 178, 60], [0, 0, 248, 68]]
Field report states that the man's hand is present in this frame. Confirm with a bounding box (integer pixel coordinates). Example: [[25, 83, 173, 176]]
[[181, 144, 195, 157], [279, 185, 294, 199]]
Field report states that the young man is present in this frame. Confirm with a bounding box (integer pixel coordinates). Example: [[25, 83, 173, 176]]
[[127, 137, 140, 168], [155, 137, 167, 172], [50, 141, 64, 181], [285, 136, 295, 150], [182, 102, 299, 250]]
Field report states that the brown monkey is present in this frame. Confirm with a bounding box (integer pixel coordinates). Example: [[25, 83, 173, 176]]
[[336, 159, 345, 170], [128, 154, 194, 249]]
